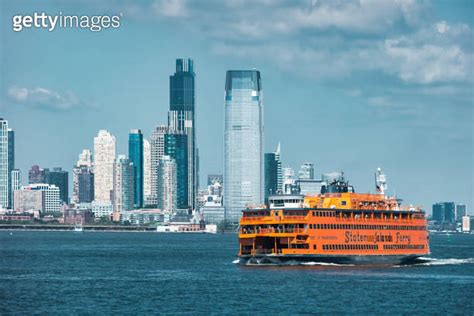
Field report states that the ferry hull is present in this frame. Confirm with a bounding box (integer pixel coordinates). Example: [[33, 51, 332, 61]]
[[238, 254, 425, 265]]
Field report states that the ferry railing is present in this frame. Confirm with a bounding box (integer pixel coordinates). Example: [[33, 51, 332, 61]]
[[240, 228, 308, 235]]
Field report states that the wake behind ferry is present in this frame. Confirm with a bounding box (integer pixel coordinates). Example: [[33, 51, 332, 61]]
[[238, 170, 430, 265]]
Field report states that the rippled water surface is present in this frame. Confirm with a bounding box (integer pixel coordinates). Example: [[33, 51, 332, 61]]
[[1, 232, 473, 314]]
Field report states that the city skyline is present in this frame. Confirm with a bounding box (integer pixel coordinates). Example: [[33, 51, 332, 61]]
[[1, 1, 472, 213]]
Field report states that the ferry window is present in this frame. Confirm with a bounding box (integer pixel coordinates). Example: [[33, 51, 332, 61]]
[[341, 201, 347, 206], [313, 245, 317, 250]]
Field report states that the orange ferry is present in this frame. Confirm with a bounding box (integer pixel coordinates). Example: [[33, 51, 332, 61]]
[[238, 178, 430, 265]]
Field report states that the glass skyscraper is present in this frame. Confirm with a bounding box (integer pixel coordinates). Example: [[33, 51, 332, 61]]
[[49, 167, 69, 204], [224, 70, 264, 224], [168, 59, 196, 209], [128, 129, 143, 208], [0, 118, 8, 209], [164, 132, 188, 210]]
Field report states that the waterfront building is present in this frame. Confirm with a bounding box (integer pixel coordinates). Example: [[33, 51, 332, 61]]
[[298, 162, 314, 180], [143, 138, 152, 205], [149, 125, 168, 206], [128, 129, 143, 208], [0, 119, 8, 209], [72, 149, 94, 204], [201, 203, 225, 225], [121, 209, 164, 225], [112, 155, 135, 221], [91, 200, 113, 219], [14, 183, 60, 213], [456, 204, 467, 221], [224, 70, 264, 224], [7, 127, 14, 209], [93, 130, 116, 203], [164, 131, 189, 210], [28, 165, 49, 184], [462, 215, 471, 232], [11, 169, 21, 209], [432, 202, 455, 224], [168, 59, 197, 209], [156, 155, 177, 212], [49, 167, 68, 204]]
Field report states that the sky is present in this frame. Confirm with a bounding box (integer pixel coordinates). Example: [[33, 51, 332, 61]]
[[1, 0, 473, 214]]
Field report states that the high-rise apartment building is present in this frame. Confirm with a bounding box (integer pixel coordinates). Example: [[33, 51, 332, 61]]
[[456, 204, 467, 221], [298, 162, 315, 180], [128, 129, 143, 208], [143, 138, 152, 205], [49, 167, 68, 204], [164, 131, 188, 210], [224, 70, 264, 224], [28, 165, 50, 184], [168, 59, 197, 209], [149, 125, 168, 206], [112, 155, 134, 221], [72, 149, 93, 204], [93, 130, 116, 203], [0, 119, 8, 209], [7, 128, 14, 209], [156, 155, 177, 212], [11, 169, 21, 209]]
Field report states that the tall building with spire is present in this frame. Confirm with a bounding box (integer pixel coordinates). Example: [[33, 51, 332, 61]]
[[168, 58, 196, 209], [224, 70, 264, 224], [128, 129, 143, 208], [0, 118, 8, 209], [93, 130, 116, 203]]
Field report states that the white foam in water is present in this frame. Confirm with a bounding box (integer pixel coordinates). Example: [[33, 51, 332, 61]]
[[415, 257, 474, 266], [232, 259, 240, 264], [301, 262, 355, 267]]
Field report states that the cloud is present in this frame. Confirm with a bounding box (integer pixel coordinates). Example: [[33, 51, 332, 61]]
[[152, 0, 188, 17], [7, 86, 83, 111]]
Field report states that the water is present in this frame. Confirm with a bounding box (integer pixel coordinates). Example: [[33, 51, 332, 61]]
[[1, 232, 473, 314]]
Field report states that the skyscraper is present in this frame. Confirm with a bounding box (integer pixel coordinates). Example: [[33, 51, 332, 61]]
[[0, 119, 8, 209], [156, 155, 177, 212], [143, 138, 152, 205], [72, 149, 93, 204], [164, 131, 188, 210], [93, 130, 116, 203], [149, 125, 168, 206], [264, 143, 282, 202], [49, 167, 68, 204], [128, 129, 143, 208], [7, 128, 14, 209], [432, 202, 456, 224], [224, 70, 264, 224], [28, 165, 49, 184], [77, 166, 94, 203], [168, 58, 196, 209], [112, 155, 134, 221], [456, 204, 467, 221], [298, 162, 314, 180], [11, 169, 21, 210]]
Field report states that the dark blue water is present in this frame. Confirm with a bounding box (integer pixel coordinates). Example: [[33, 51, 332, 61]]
[[1, 232, 473, 314]]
